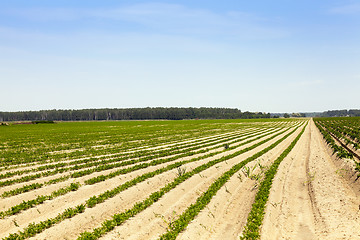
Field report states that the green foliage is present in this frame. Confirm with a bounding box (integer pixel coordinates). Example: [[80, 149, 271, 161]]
[[0, 107, 271, 122], [1, 183, 43, 198], [0, 118, 303, 240], [0, 118, 293, 167], [159, 125, 304, 240], [83, 127, 280, 185], [76, 124, 303, 240], [0, 119, 277, 191], [176, 166, 187, 177], [314, 119, 356, 160], [0, 182, 81, 218], [2, 204, 86, 240]]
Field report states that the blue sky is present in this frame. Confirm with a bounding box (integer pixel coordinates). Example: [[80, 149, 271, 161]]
[[0, 0, 359, 112]]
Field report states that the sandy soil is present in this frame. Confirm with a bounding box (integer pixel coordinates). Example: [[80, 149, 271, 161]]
[[0, 125, 286, 239], [177, 125, 303, 240], [29, 127, 295, 240], [0, 125, 276, 199], [0, 127, 268, 210], [261, 119, 360, 240], [0, 129, 249, 175], [0, 128, 254, 183], [98, 126, 297, 240], [0, 130, 254, 210]]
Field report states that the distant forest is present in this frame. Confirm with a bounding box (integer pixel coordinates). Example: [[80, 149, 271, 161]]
[[0, 108, 271, 121], [321, 109, 360, 117]]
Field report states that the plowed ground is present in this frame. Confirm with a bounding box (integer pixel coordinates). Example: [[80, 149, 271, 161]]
[[1, 119, 359, 240]]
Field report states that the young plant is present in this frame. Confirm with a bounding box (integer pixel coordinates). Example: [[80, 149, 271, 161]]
[[176, 166, 186, 177]]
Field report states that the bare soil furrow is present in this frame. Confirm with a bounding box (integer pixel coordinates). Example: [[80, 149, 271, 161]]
[[177, 124, 303, 240], [0, 129, 251, 175], [309, 120, 360, 239], [0, 128, 261, 191], [261, 120, 360, 240], [0, 127, 272, 210], [0, 127, 288, 238], [97, 127, 296, 240]]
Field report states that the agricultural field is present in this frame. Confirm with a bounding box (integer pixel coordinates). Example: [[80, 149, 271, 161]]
[[0, 118, 359, 239]]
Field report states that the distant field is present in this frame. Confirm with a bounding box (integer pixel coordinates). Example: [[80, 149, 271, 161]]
[[0, 118, 359, 239], [0, 119, 293, 167]]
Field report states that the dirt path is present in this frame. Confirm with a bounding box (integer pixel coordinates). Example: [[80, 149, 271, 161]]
[[261, 119, 360, 240]]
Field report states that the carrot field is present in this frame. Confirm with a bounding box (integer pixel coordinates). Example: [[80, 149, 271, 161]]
[[2, 118, 359, 240]]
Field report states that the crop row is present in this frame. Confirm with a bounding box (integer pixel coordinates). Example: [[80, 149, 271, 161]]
[[0, 129, 248, 179], [0, 175, 70, 198], [0, 129, 252, 187], [0, 183, 80, 219], [329, 118, 360, 141], [2, 119, 279, 166], [316, 118, 360, 176], [318, 120, 359, 150], [81, 126, 284, 185], [240, 122, 307, 239], [2, 124, 299, 239], [78, 125, 301, 239], [0, 126, 278, 197], [0, 126, 288, 219], [314, 120, 354, 159], [157, 125, 303, 239]]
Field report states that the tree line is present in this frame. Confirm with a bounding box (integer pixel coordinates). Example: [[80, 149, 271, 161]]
[[0, 108, 271, 122], [321, 109, 360, 117]]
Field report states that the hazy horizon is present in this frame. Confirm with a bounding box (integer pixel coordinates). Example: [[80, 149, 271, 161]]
[[1, 1, 359, 113]]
